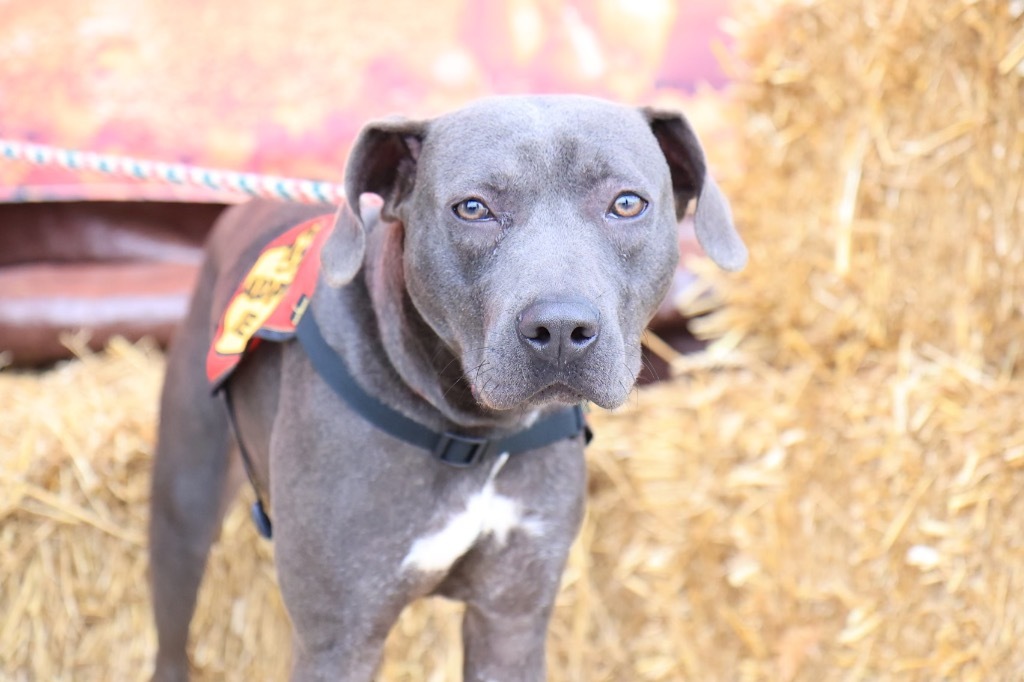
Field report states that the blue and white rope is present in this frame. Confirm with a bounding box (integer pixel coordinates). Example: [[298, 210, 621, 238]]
[[0, 138, 345, 204]]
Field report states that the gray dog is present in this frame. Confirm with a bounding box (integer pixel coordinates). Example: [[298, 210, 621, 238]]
[[149, 94, 746, 682]]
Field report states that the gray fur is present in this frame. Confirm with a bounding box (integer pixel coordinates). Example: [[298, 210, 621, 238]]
[[149, 94, 745, 682]]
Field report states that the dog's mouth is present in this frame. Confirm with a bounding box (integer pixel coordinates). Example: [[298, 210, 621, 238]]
[[464, 350, 638, 412], [469, 377, 590, 411], [516, 382, 588, 406]]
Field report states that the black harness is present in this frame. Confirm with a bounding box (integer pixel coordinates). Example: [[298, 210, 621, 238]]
[[223, 309, 592, 539]]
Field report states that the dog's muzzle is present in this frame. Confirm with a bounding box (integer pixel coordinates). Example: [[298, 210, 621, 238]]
[[473, 295, 631, 410]]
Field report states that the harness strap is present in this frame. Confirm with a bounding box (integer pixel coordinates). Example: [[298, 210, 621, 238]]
[[221, 387, 274, 539], [294, 310, 590, 468], [223, 309, 593, 541]]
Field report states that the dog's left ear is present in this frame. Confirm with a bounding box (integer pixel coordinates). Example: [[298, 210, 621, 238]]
[[321, 117, 428, 287], [642, 108, 748, 271]]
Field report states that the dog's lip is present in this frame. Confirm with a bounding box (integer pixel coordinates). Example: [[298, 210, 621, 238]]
[[470, 376, 592, 411], [514, 381, 589, 406]]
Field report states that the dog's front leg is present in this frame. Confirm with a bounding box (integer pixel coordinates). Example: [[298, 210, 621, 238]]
[[274, 507, 414, 682], [447, 446, 587, 682], [456, 534, 574, 682], [461, 601, 555, 682], [272, 470, 419, 682]]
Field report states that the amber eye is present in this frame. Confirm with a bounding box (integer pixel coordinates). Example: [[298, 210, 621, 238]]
[[608, 192, 648, 219], [453, 198, 494, 222]]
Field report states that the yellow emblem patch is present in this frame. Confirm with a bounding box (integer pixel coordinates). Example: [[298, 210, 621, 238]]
[[206, 213, 334, 387], [214, 225, 319, 355]]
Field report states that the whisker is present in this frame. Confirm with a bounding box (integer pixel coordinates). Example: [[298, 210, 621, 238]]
[[639, 352, 661, 383], [434, 345, 501, 379], [441, 360, 489, 401]]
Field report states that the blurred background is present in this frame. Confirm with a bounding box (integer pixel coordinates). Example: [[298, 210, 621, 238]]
[[0, 0, 728, 366], [2, 0, 1024, 680]]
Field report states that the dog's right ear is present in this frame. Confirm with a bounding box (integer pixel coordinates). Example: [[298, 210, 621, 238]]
[[321, 117, 428, 288], [343, 116, 428, 223], [320, 201, 366, 288]]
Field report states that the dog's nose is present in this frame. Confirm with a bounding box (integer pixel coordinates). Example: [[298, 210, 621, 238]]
[[517, 299, 600, 365]]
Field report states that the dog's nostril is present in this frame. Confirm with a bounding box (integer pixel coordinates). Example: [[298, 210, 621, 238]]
[[532, 326, 551, 344], [570, 325, 596, 344]]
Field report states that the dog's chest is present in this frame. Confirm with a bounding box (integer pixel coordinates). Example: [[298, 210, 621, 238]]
[[400, 455, 542, 574]]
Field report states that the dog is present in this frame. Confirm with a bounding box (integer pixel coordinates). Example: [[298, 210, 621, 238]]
[[149, 94, 747, 681]]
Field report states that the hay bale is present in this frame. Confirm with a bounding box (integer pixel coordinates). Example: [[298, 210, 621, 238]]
[[698, 0, 1024, 372], [8, 343, 1024, 680], [0, 339, 159, 679], [3, 1, 1024, 680]]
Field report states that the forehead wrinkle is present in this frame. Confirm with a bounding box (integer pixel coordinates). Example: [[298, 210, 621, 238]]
[[480, 171, 519, 195], [560, 151, 634, 193], [442, 169, 525, 201], [547, 132, 647, 192]]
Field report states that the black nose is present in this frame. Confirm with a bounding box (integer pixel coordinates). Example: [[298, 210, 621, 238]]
[[517, 299, 601, 365]]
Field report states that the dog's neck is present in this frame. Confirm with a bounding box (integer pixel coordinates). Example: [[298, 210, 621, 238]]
[[310, 218, 538, 435]]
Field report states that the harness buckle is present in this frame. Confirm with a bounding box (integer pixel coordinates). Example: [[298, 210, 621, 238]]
[[434, 432, 492, 467], [250, 500, 273, 539]]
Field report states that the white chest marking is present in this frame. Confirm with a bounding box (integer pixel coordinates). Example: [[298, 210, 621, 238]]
[[401, 454, 541, 574]]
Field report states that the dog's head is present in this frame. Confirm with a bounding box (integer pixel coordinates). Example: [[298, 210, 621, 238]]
[[321, 95, 746, 412]]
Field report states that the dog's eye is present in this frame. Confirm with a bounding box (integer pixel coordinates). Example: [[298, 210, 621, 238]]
[[608, 192, 648, 219], [453, 199, 494, 222]]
